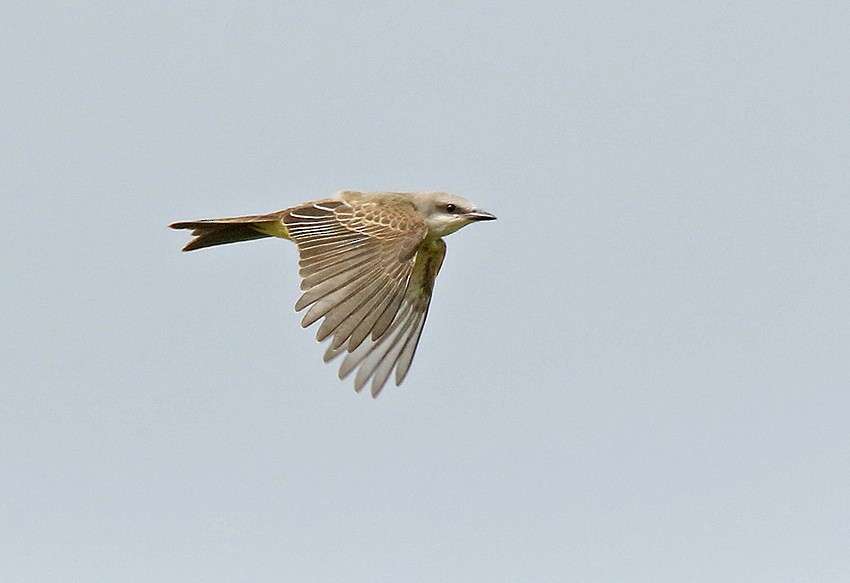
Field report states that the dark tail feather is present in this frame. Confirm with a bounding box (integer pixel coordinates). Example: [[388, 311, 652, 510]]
[[169, 215, 282, 252]]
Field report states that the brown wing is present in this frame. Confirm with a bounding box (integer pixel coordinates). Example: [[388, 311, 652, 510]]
[[328, 238, 447, 397], [282, 198, 430, 388]]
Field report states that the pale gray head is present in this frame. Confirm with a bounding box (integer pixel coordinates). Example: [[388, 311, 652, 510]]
[[409, 191, 497, 238]]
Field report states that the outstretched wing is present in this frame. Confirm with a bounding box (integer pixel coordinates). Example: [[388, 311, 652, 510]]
[[283, 198, 437, 393], [327, 238, 446, 397]]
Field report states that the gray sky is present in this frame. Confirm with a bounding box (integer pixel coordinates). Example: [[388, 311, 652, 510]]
[[2, 2, 849, 581]]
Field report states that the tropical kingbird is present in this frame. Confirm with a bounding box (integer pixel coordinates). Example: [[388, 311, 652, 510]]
[[170, 190, 496, 397]]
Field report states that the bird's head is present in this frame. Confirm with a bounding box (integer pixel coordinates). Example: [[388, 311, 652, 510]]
[[411, 192, 497, 238]]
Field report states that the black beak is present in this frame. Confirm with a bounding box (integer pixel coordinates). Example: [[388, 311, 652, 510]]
[[466, 210, 497, 221]]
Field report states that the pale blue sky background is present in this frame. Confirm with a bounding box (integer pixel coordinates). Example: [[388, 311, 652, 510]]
[[2, 2, 849, 581]]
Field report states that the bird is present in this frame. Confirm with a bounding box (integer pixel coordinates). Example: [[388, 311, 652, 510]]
[[169, 190, 496, 397]]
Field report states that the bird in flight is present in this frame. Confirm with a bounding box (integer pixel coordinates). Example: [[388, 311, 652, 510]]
[[170, 190, 496, 397]]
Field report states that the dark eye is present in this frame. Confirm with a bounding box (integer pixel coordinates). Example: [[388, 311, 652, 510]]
[[445, 203, 457, 213]]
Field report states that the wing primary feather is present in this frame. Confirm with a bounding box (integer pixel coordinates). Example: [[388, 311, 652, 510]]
[[394, 313, 428, 385], [370, 286, 408, 341], [323, 274, 395, 349], [359, 309, 419, 396], [299, 267, 377, 327], [343, 304, 414, 383], [329, 262, 407, 351], [295, 253, 379, 309], [298, 244, 374, 276], [370, 319, 417, 395], [299, 250, 376, 287], [345, 263, 410, 350], [314, 272, 386, 342]]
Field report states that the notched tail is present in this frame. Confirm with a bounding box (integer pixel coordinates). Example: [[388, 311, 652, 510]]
[[169, 213, 289, 252]]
